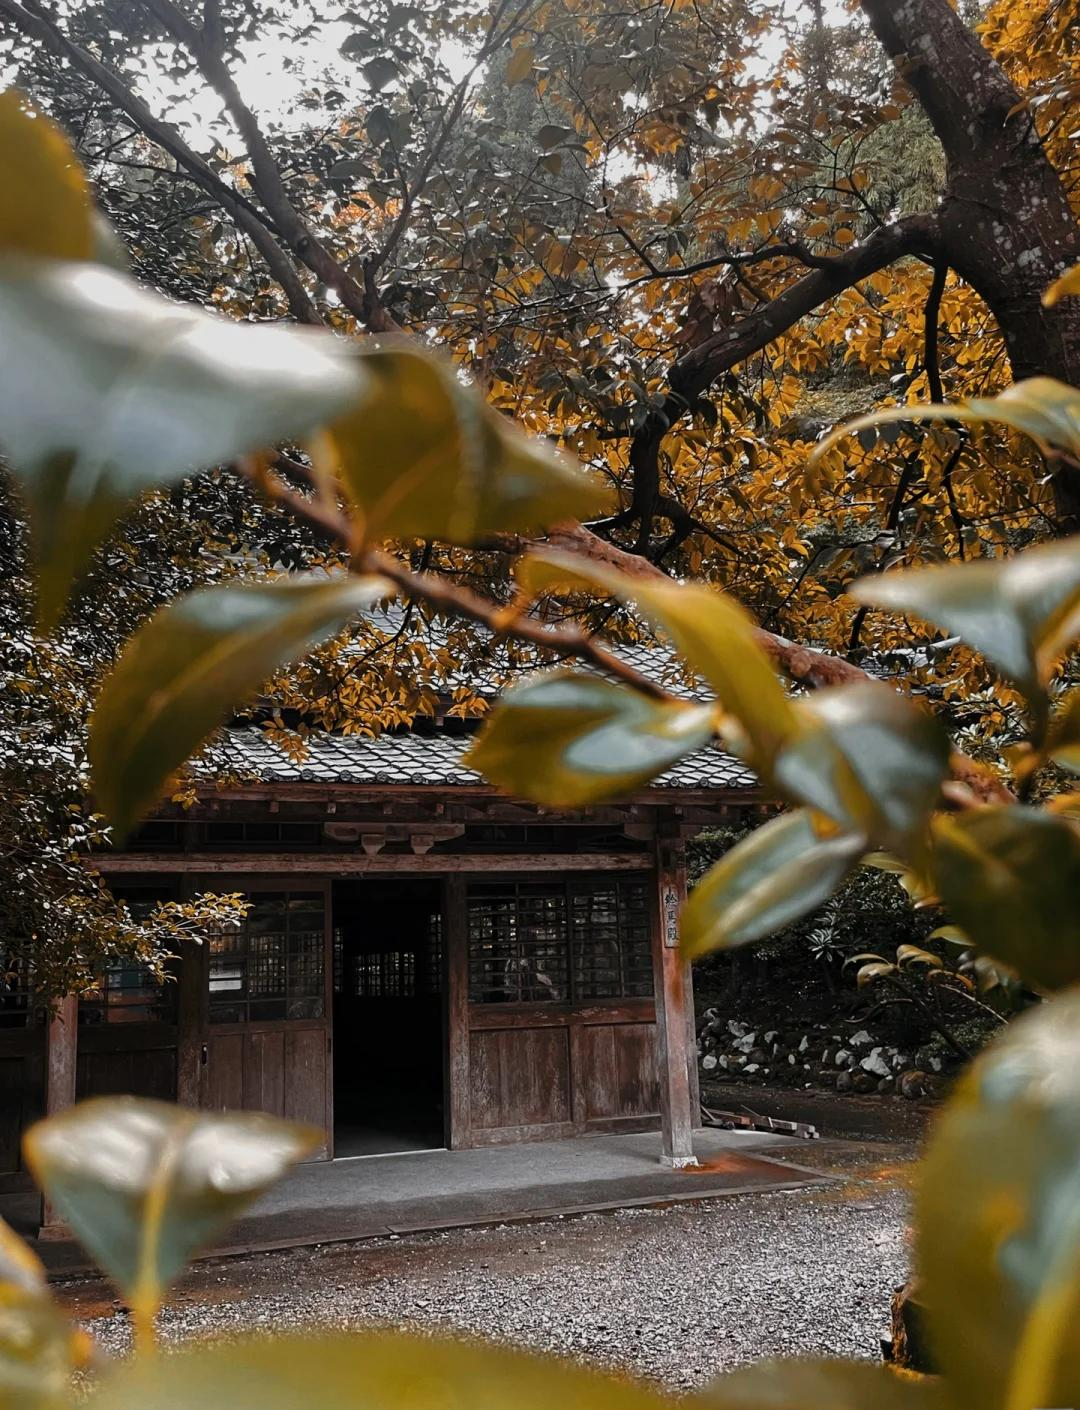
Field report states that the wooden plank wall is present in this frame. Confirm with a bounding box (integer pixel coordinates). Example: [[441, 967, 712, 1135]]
[[464, 1001, 661, 1146]]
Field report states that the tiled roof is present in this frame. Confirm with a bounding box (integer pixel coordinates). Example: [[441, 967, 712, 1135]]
[[212, 727, 757, 794]]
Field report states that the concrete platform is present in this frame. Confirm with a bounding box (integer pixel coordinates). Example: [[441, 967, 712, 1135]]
[[13, 1128, 828, 1278]]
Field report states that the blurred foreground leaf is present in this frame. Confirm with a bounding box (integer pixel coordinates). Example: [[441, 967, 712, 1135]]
[[917, 992, 1080, 1410], [0, 1218, 89, 1409], [466, 671, 716, 805], [85, 1329, 672, 1410], [90, 575, 390, 839], [932, 806, 1080, 991], [0, 89, 92, 262], [850, 536, 1080, 713], [0, 258, 366, 627], [681, 810, 865, 959], [1048, 690, 1080, 772], [323, 346, 610, 543], [24, 1099, 319, 1341], [1043, 262, 1080, 307], [775, 683, 949, 855], [516, 550, 798, 772], [814, 377, 1080, 462], [691, 1357, 944, 1409]]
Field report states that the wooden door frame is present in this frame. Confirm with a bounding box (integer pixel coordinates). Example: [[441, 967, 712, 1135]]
[[189, 873, 335, 1156], [328, 874, 452, 1155]]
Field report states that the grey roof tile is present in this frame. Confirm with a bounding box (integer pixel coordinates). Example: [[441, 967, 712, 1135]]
[[212, 727, 756, 793]]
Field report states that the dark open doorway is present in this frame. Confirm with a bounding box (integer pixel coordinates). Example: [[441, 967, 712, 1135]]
[[331, 879, 446, 1157]]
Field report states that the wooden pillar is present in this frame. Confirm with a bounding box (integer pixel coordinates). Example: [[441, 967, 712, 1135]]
[[38, 994, 77, 1239], [652, 841, 699, 1167], [444, 875, 471, 1150]]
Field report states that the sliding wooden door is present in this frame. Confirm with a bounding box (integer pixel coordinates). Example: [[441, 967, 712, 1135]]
[[195, 878, 333, 1158]]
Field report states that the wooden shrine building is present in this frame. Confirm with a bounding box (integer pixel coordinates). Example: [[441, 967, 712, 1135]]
[[2, 711, 760, 1195]]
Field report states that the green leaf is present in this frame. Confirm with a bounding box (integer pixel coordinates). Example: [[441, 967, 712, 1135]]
[[680, 810, 865, 959], [506, 45, 536, 85], [691, 1356, 944, 1409], [850, 536, 1080, 710], [932, 806, 1080, 990], [85, 1329, 673, 1410], [515, 550, 799, 772], [0, 257, 366, 628], [0, 88, 92, 261], [322, 347, 610, 543], [916, 992, 1080, 1410], [90, 574, 390, 839], [814, 377, 1080, 461], [0, 1217, 88, 1409], [465, 670, 717, 806], [24, 1098, 319, 1335], [773, 682, 950, 855]]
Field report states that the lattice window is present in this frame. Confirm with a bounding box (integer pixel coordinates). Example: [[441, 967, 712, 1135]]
[[569, 882, 653, 999], [79, 887, 175, 1026], [467, 883, 569, 1003], [467, 879, 653, 1005], [209, 890, 325, 1023], [0, 950, 36, 1029]]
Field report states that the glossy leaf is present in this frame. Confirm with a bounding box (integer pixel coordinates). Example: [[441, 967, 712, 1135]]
[[322, 346, 609, 543], [85, 1328, 673, 1410], [692, 1356, 944, 1409], [0, 258, 366, 627], [465, 670, 717, 805], [896, 944, 943, 969], [90, 575, 390, 839], [916, 993, 1080, 1410], [856, 961, 899, 987], [1043, 261, 1080, 307], [0, 1217, 88, 1409], [0, 89, 92, 261], [681, 810, 865, 959], [850, 536, 1080, 707], [814, 377, 1080, 461], [516, 550, 798, 771], [932, 806, 1080, 990], [24, 1098, 319, 1331], [774, 683, 949, 854]]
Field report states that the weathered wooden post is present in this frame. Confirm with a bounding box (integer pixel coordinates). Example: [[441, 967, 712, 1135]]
[[653, 839, 699, 1167], [37, 993, 77, 1239]]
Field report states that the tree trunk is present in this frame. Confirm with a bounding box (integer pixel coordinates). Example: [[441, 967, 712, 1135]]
[[861, 0, 1080, 529]]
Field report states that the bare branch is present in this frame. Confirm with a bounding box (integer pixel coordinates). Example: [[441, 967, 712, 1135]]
[[1, 0, 322, 324], [140, 0, 382, 327]]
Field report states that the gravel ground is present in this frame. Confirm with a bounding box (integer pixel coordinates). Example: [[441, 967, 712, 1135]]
[[56, 1141, 914, 1390]]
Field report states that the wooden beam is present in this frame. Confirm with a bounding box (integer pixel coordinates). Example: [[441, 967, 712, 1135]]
[[38, 995, 77, 1239], [92, 852, 654, 875], [651, 844, 699, 1167], [186, 782, 759, 807]]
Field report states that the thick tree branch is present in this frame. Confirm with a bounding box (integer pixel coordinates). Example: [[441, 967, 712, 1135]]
[[623, 215, 941, 545]]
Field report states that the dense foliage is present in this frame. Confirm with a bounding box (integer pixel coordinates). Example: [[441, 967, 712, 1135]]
[[1, 0, 1080, 1400]]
